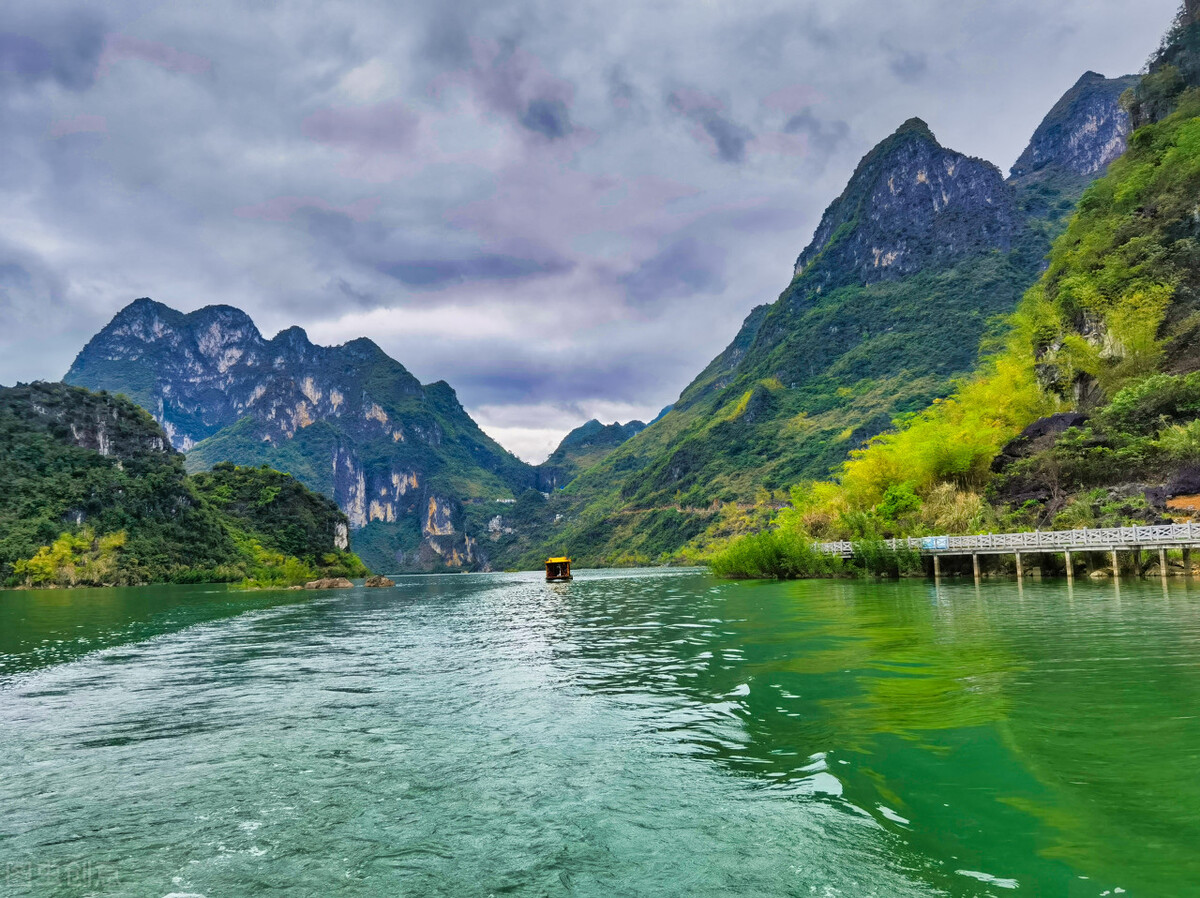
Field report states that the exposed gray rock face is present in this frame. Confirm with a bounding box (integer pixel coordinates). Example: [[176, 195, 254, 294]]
[[65, 299, 537, 573], [9, 380, 171, 461], [1010, 72, 1139, 180], [990, 412, 1091, 474], [793, 118, 1020, 289], [65, 299, 425, 451]]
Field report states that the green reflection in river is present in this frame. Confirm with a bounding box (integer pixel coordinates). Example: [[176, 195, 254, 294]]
[[4, 572, 1200, 896], [545, 573, 1200, 895], [0, 582, 311, 677]]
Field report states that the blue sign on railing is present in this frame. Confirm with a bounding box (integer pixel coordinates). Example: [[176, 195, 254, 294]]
[[921, 536, 950, 551]]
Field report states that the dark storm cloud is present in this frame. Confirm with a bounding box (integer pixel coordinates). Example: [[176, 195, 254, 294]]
[[784, 109, 850, 156], [379, 254, 572, 287], [0, 0, 1183, 458], [0, 11, 105, 92], [519, 96, 573, 139]]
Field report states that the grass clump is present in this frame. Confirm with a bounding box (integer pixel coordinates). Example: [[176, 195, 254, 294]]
[[708, 526, 842, 580]]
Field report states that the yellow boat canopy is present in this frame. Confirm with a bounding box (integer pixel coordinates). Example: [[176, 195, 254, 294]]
[[545, 557, 573, 581]]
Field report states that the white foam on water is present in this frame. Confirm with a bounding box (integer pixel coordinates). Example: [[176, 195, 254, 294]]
[[805, 771, 843, 797], [879, 806, 911, 825], [956, 869, 1019, 889]]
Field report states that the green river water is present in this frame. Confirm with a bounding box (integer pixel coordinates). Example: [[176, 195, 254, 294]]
[[1, 569, 1198, 897]]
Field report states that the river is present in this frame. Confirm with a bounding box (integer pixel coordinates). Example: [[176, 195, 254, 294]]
[[2, 570, 1198, 896]]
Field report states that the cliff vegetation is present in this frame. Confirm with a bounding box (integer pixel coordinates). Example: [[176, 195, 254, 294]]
[[0, 382, 365, 588], [709, 17, 1200, 576]]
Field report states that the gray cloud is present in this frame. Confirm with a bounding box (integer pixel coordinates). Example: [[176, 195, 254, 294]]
[[784, 109, 850, 156], [302, 101, 420, 152], [379, 254, 572, 287], [0, 0, 1183, 460], [887, 47, 929, 83], [667, 88, 754, 163], [701, 113, 752, 163], [0, 11, 105, 92], [520, 96, 573, 139], [621, 237, 725, 303]]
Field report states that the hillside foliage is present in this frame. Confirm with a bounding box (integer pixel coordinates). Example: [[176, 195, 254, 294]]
[[0, 383, 366, 588], [709, 45, 1200, 576]]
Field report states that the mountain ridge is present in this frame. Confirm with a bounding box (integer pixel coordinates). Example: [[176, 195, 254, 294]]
[[503, 69, 1141, 567], [66, 300, 538, 573]]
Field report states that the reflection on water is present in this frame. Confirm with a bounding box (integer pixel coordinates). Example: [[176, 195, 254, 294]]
[[2, 572, 1198, 896]]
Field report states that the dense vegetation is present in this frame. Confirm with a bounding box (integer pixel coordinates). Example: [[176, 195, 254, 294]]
[[537, 419, 646, 489], [0, 383, 366, 588], [495, 75, 1137, 570], [191, 463, 367, 586], [709, 8, 1200, 576]]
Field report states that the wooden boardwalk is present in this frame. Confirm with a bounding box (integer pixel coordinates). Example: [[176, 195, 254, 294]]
[[817, 523, 1200, 579]]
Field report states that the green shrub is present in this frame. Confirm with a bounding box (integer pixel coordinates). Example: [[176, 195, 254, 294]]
[[708, 528, 841, 580], [849, 539, 923, 577], [1100, 372, 1200, 434]]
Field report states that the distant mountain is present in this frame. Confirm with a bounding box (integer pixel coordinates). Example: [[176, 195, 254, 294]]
[[791, 117, 1022, 288], [536, 419, 646, 490], [66, 300, 537, 572], [510, 72, 1138, 566], [1010, 71, 1140, 235], [0, 381, 361, 586]]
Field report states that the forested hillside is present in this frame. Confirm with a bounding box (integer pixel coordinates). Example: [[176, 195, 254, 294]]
[[710, 2, 1200, 572], [0, 382, 365, 587], [503, 70, 1138, 567]]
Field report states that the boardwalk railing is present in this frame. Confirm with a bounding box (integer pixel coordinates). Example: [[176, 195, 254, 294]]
[[816, 523, 1200, 559]]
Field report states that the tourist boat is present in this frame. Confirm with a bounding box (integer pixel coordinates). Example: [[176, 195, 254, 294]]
[[545, 557, 573, 581]]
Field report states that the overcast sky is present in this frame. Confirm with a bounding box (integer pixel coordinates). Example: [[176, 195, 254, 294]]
[[0, 0, 1180, 461]]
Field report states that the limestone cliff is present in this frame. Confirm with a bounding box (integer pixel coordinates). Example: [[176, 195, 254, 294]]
[[793, 118, 1020, 288], [66, 300, 537, 573], [1010, 72, 1138, 181]]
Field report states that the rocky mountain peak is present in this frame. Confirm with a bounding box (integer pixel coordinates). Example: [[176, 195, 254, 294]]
[[535, 417, 648, 491], [272, 325, 311, 346], [793, 118, 1018, 289], [1009, 71, 1138, 180], [116, 296, 168, 319], [341, 337, 388, 360], [66, 299, 538, 574], [891, 117, 935, 140]]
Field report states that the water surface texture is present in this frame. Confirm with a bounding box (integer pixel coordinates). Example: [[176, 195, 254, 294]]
[[2, 571, 1199, 897]]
